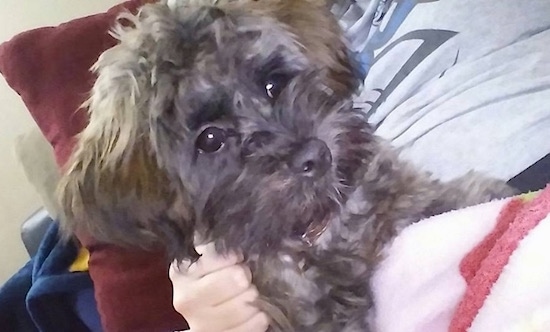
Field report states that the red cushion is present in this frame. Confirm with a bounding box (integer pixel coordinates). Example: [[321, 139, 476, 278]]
[[0, 1, 187, 331], [81, 232, 186, 332]]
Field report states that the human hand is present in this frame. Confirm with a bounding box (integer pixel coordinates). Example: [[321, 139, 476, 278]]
[[169, 243, 269, 332]]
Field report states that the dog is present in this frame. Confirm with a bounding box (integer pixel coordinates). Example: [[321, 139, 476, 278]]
[[57, 1, 515, 331]]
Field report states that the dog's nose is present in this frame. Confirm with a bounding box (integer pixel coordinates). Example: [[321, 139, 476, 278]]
[[289, 139, 332, 178]]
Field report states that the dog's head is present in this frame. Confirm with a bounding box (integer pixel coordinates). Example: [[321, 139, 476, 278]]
[[59, 0, 375, 261]]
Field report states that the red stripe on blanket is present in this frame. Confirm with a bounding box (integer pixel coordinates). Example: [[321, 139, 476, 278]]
[[459, 199, 523, 284], [450, 186, 550, 332]]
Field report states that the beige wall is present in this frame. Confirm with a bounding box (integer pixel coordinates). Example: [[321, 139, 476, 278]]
[[0, 0, 121, 284]]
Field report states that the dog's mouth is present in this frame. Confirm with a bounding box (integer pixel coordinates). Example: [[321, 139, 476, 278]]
[[293, 216, 331, 246]]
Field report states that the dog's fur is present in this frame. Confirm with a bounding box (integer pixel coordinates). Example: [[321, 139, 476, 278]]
[[58, 1, 515, 331]]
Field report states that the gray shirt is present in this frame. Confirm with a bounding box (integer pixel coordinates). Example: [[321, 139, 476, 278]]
[[337, 0, 550, 181]]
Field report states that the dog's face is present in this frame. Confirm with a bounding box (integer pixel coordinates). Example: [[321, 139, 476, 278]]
[[59, 0, 374, 261]]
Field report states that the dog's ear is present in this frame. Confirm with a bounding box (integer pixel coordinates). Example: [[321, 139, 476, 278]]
[[57, 5, 199, 261], [274, 0, 361, 96]]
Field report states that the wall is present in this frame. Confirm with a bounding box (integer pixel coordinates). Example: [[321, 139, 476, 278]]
[[0, 0, 120, 284]]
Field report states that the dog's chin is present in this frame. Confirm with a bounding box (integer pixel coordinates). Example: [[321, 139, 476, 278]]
[[201, 167, 348, 257], [285, 178, 340, 238]]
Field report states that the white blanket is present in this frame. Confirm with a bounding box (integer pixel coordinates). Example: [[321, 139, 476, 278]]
[[371, 186, 550, 332]]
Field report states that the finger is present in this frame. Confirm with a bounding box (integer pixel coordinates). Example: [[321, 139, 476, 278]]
[[191, 287, 262, 331], [187, 243, 243, 278], [192, 264, 253, 306], [179, 243, 244, 279], [224, 312, 270, 332], [172, 264, 253, 310]]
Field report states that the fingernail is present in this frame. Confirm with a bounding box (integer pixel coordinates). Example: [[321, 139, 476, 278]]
[[224, 250, 244, 262], [195, 242, 214, 255]]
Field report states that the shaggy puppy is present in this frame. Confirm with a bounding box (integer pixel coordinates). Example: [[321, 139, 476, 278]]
[[58, 1, 514, 331]]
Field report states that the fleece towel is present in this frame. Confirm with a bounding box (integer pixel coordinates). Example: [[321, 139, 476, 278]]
[[0, 222, 100, 332], [371, 185, 550, 332], [0, 260, 37, 332]]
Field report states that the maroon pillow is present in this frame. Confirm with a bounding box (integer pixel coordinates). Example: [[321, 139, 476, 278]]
[[0, 1, 186, 331], [0, 0, 140, 166]]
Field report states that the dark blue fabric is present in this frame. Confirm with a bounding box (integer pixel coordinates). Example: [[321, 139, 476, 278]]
[[0, 222, 101, 332], [508, 153, 550, 193], [0, 260, 38, 332]]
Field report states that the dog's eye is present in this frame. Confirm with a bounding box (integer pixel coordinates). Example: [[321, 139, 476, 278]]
[[264, 74, 288, 100], [196, 127, 226, 153]]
